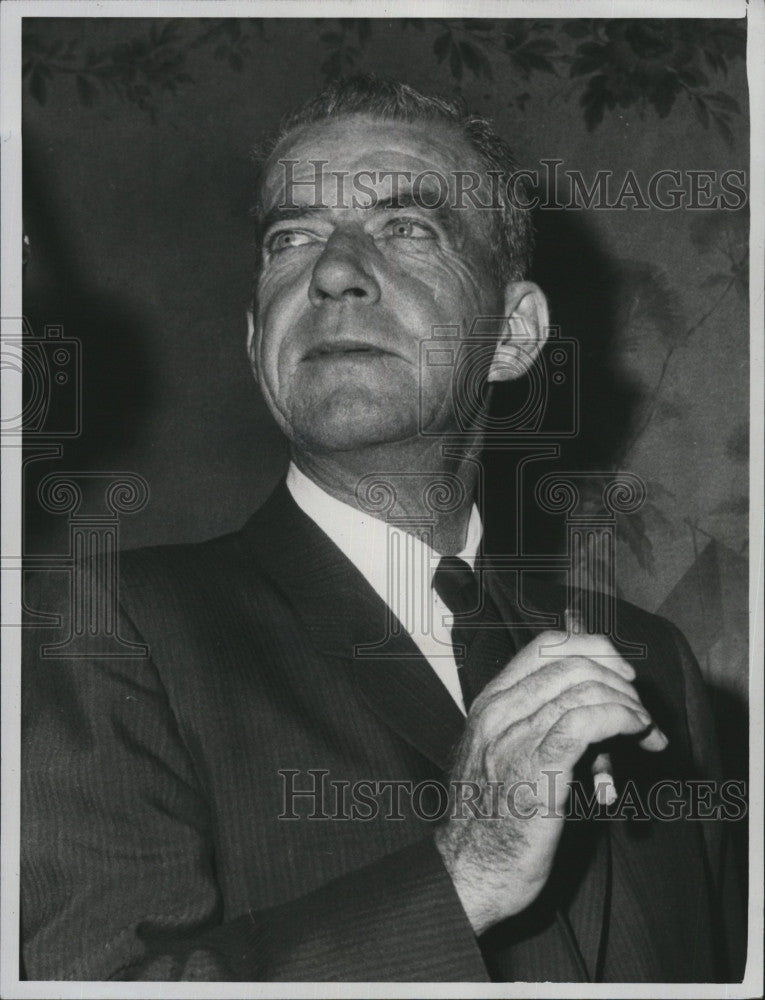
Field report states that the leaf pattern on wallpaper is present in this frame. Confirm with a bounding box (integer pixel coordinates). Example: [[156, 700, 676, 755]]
[[690, 209, 749, 298], [560, 204, 749, 590], [566, 19, 746, 140], [22, 20, 258, 120], [22, 18, 746, 140], [571, 250, 749, 583], [572, 474, 676, 592], [318, 20, 372, 80], [609, 246, 749, 475], [608, 258, 688, 465], [500, 21, 558, 78], [611, 258, 687, 351]]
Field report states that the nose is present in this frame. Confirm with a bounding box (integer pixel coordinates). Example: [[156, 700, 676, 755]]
[[308, 232, 381, 305]]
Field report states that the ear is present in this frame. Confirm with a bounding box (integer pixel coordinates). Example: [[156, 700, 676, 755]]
[[487, 281, 549, 383], [246, 307, 259, 383]]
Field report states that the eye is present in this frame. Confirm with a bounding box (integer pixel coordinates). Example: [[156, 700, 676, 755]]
[[382, 218, 436, 240], [266, 230, 318, 254]]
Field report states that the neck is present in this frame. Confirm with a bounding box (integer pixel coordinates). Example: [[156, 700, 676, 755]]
[[292, 436, 481, 555]]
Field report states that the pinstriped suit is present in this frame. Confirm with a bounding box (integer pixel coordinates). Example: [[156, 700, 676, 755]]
[[21, 481, 745, 981]]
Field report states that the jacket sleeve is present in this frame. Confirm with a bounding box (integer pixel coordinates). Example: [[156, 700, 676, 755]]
[[666, 617, 748, 982], [21, 568, 486, 982]]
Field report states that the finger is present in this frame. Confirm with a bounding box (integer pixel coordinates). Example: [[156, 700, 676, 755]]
[[638, 724, 670, 752], [489, 631, 636, 693], [592, 750, 613, 776], [534, 630, 637, 678], [591, 752, 617, 806], [477, 664, 646, 734], [502, 657, 643, 711], [535, 702, 659, 767], [523, 681, 653, 740]]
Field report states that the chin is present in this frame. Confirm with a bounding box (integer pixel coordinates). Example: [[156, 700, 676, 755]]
[[290, 394, 419, 453]]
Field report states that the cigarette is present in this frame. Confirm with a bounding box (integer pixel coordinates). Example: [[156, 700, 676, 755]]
[[565, 605, 618, 806], [592, 752, 618, 806]]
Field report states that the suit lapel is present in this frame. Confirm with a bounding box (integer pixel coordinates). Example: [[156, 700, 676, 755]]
[[348, 652, 466, 775], [239, 482, 464, 774]]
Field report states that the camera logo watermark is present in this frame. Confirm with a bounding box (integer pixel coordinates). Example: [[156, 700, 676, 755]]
[[1, 317, 81, 438], [418, 319, 578, 441]]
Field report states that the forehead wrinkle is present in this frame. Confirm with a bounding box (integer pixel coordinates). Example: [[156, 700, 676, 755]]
[[270, 120, 476, 167], [265, 118, 485, 189], [260, 117, 497, 259]]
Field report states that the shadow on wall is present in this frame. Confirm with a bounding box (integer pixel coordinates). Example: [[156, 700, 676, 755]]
[[483, 204, 641, 560], [22, 128, 159, 555]]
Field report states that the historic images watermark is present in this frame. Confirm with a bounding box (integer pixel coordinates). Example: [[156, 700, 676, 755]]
[[2, 315, 150, 650], [278, 769, 748, 824], [273, 159, 748, 213]]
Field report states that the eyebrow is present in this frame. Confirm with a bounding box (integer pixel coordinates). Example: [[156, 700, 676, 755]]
[[259, 205, 326, 234], [259, 192, 458, 236], [374, 193, 457, 231]]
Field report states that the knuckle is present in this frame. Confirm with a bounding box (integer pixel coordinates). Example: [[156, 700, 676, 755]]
[[563, 679, 600, 705], [482, 698, 507, 736], [512, 715, 533, 749], [471, 710, 492, 746], [482, 730, 509, 781], [561, 655, 592, 675], [557, 705, 583, 732], [538, 629, 563, 645], [549, 657, 572, 679], [470, 686, 493, 714], [621, 703, 642, 724], [544, 716, 579, 757], [568, 658, 596, 682], [472, 696, 512, 746], [581, 678, 607, 701]]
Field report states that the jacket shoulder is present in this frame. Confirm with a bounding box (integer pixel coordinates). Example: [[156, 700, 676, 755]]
[[119, 526, 253, 593]]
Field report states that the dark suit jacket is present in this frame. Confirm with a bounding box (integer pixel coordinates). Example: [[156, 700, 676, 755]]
[[21, 482, 745, 982]]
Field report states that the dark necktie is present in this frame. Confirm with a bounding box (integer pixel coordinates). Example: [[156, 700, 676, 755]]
[[433, 555, 517, 710], [434, 557, 596, 981]]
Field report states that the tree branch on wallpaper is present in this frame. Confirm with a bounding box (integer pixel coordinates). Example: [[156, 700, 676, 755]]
[[22, 18, 746, 141], [573, 204, 748, 592]]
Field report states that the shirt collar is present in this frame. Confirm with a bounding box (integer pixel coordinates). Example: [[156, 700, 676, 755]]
[[285, 461, 482, 601]]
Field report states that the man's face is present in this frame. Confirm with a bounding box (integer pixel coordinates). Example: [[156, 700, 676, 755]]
[[249, 114, 506, 453]]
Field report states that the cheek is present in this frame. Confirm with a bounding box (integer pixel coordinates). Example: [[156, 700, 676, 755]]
[[439, 244, 501, 311], [387, 244, 500, 323], [416, 355, 459, 429], [256, 263, 313, 387]]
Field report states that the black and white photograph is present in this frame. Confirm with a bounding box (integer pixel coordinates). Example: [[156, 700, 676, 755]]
[[1, 0, 762, 994]]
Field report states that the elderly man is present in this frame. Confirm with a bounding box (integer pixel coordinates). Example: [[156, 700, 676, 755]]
[[22, 75, 744, 983]]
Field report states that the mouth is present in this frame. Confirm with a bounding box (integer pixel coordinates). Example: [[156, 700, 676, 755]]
[[303, 341, 393, 361]]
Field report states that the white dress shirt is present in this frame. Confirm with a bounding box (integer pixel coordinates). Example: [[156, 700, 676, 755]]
[[286, 462, 482, 714]]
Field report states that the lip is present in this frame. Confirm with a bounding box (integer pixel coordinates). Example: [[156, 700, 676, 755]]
[[303, 340, 397, 361]]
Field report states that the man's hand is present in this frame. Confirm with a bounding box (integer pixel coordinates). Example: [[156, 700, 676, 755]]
[[434, 630, 668, 936]]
